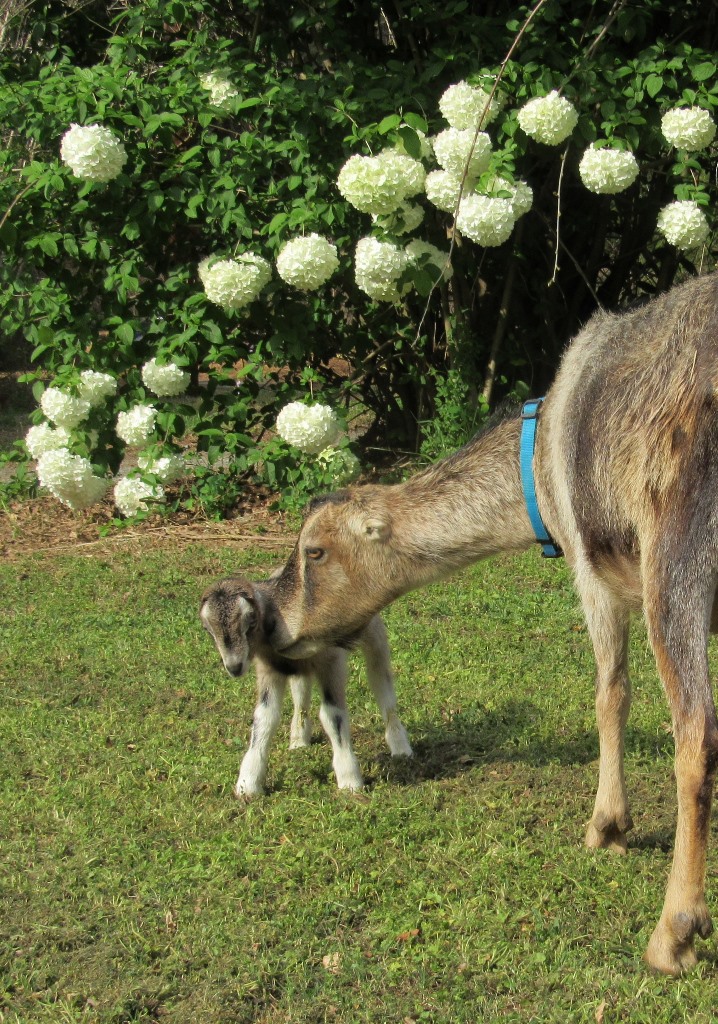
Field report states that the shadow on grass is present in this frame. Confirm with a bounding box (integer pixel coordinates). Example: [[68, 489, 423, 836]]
[[373, 698, 677, 786]]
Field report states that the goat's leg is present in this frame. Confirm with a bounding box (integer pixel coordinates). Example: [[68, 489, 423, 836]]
[[289, 675, 313, 748], [235, 667, 287, 798], [315, 652, 364, 791], [578, 573, 633, 853], [643, 562, 718, 975], [360, 616, 413, 757]]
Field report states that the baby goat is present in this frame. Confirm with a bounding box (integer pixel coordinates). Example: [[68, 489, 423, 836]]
[[199, 574, 412, 796]]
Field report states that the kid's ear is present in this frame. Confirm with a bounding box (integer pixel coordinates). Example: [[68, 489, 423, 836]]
[[349, 512, 391, 543]]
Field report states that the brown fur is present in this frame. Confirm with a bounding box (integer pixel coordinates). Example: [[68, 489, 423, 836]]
[[269, 271, 718, 974]]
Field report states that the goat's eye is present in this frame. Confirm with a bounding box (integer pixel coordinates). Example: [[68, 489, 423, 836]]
[[305, 546, 325, 561]]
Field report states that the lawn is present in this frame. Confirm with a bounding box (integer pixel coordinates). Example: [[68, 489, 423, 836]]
[[2, 539, 718, 1022]]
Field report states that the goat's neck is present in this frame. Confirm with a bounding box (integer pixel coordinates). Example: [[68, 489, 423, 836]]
[[386, 415, 537, 586]]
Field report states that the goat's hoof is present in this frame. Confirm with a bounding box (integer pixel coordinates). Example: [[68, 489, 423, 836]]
[[644, 909, 713, 976], [234, 781, 264, 800], [585, 810, 633, 854], [336, 778, 365, 793], [289, 737, 312, 749]]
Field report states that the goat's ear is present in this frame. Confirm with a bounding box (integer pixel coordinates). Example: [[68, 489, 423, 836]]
[[354, 513, 391, 543]]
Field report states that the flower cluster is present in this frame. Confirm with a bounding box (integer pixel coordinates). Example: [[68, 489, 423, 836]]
[[141, 358, 190, 397], [316, 447, 361, 486], [456, 195, 515, 247], [36, 449, 108, 510], [137, 452, 186, 483], [354, 237, 409, 302], [25, 423, 72, 459], [198, 253, 272, 310], [517, 91, 578, 145], [439, 80, 500, 130], [276, 402, 342, 454], [114, 476, 165, 517], [483, 176, 534, 218], [337, 150, 425, 215], [432, 128, 492, 179], [78, 370, 117, 406], [60, 123, 127, 183], [276, 234, 339, 290], [578, 146, 639, 195], [424, 169, 470, 214], [40, 387, 91, 429], [661, 107, 716, 152], [656, 201, 709, 251], [116, 404, 157, 445], [199, 72, 239, 109]]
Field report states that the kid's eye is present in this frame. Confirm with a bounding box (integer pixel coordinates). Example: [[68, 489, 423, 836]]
[[305, 547, 325, 561]]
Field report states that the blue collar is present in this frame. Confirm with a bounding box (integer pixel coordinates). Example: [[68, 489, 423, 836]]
[[520, 399, 562, 559]]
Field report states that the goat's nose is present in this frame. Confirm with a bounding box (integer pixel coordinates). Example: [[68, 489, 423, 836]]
[[224, 658, 247, 678]]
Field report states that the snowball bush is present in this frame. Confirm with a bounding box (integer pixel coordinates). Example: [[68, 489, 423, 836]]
[[354, 237, 409, 302], [276, 402, 342, 454], [578, 146, 639, 194], [198, 253, 272, 310], [337, 150, 425, 215], [25, 423, 72, 459], [456, 195, 516, 247], [60, 123, 127, 182], [40, 387, 91, 429], [405, 240, 453, 283], [424, 169, 474, 214], [114, 476, 165, 517], [199, 72, 239, 109], [432, 128, 492, 179], [36, 449, 108, 510], [116, 404, 157, 445], [276, 234, 339, 290], [661, 107, 717, 151], [439, 80, 500, 130], [656, 201, 710, 250], [141, 358, 190, 397], [517, 91, 578, 145], [137, 452, 186, 484], [78, 370, 117, 406], [373, 200, 425, 235]]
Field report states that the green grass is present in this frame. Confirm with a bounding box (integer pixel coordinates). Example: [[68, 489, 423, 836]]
[[2, 543, 718, 1022]]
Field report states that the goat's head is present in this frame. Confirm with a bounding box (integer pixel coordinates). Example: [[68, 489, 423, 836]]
[[199, 576, 268, 677], [269, 486, 400, 657]]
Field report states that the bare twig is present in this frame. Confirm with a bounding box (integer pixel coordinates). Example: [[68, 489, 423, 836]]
[[549, 147, 569, 286]]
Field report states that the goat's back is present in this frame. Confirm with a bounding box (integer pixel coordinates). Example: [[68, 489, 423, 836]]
[[538, 272, 718, 577]]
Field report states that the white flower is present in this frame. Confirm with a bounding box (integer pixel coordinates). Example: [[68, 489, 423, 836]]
[[661, 107, 717, 152], [199, 72, 239, 109], [60, 123, 127, 182], [456, 195, 516, 247], [337, 149, 426, 215], [78, 370, 117, 406], [198, 254, 272, 310], [114, 476, 165, 517], [36, 448, 108, 510], [276, 234, 339, 290], [656, 201, 710, 251], [25, 423, 72, 459], [517, 91, 578, 145], [276, 402, 342, 454], [439, 80, 501, 130], [578, 146, 639, 195], [405, 239, 453, 283], [141, 358, 190, 397], [354, 237, 410, 302], [116, 404, 157, 445], [40, 387, 91, 429], [425, 169, 475, 214], [137, 452, 186, 483], [482, 176, 534, 218], [432, 128, 492, 179], [316, 447, 361, 486], [372, 200, 425, 235]]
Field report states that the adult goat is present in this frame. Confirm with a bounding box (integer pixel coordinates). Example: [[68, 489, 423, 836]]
[[267, 271, 718, 975]]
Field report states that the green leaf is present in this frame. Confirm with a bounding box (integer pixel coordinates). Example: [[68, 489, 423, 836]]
[[378, 114, 402, 134], [115, 323, 135, 345], [396, 126, 421, 159], [693, 61, 717, 82], [645, 74, 663, 98], [403, 112, 428, 133]]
